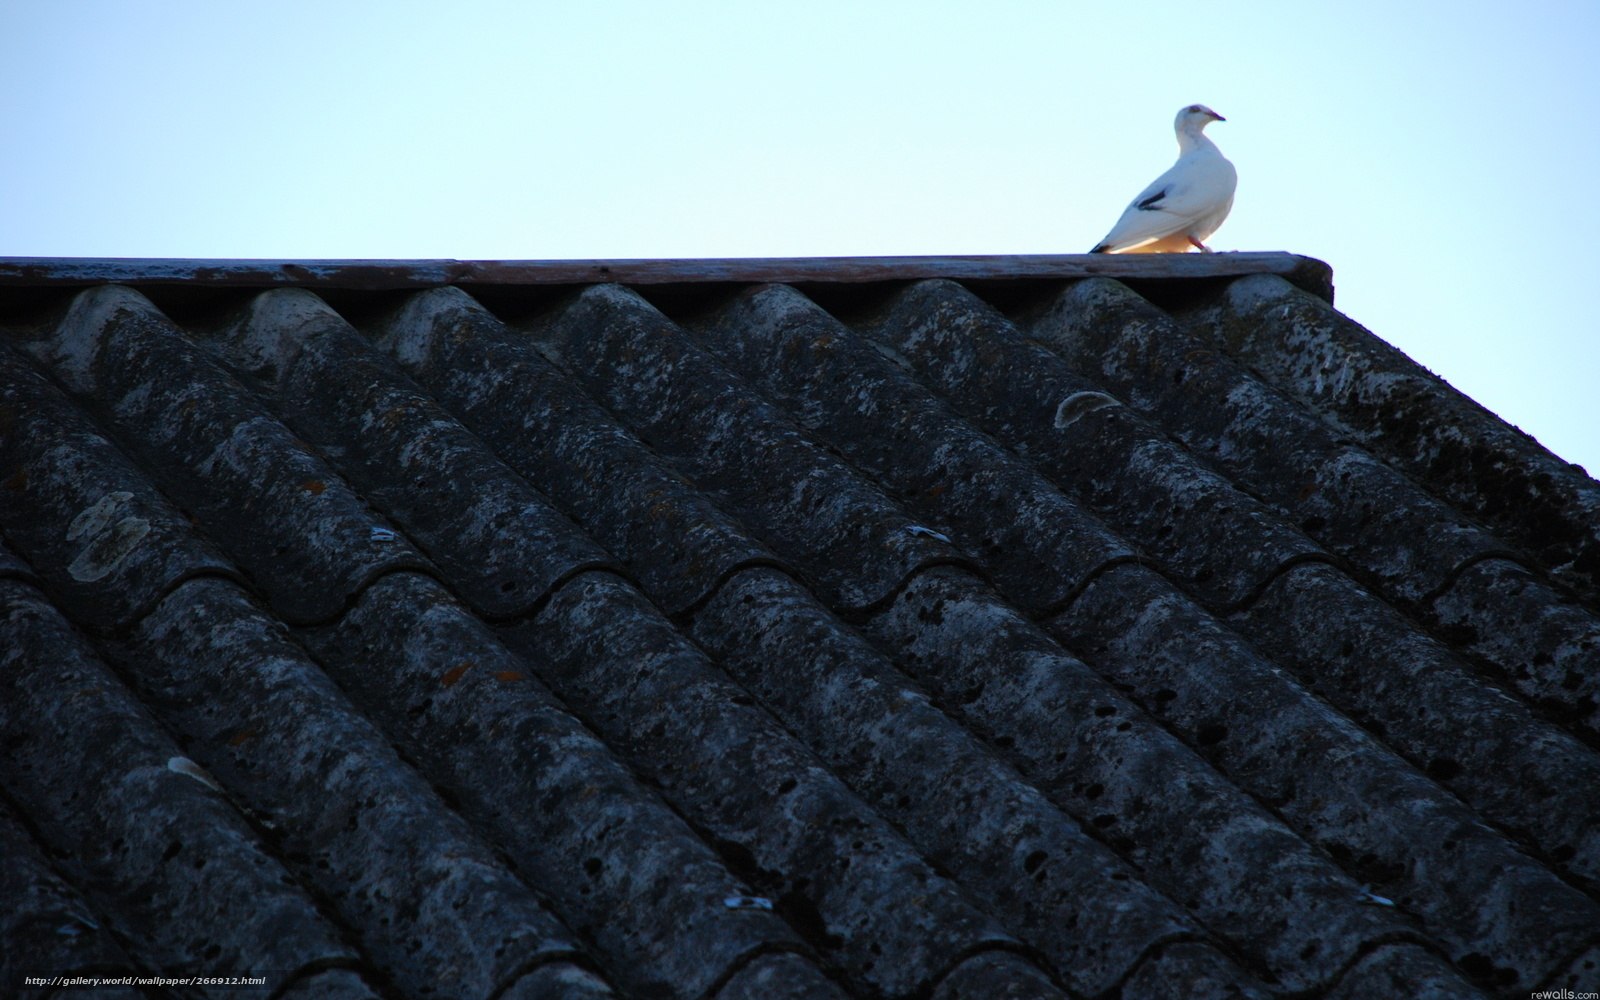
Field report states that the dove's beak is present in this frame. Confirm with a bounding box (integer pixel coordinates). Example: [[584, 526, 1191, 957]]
[[1212, 112, 1227, 122]]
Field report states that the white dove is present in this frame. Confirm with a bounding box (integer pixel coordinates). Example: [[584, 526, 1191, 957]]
[[1090, 104, 1237, 254]]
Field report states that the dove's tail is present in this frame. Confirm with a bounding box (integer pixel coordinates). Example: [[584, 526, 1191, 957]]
[[1089, 244, 1112, 254]]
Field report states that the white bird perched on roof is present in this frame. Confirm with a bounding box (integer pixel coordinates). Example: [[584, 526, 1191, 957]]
[[1090, 104, 1237, 254]]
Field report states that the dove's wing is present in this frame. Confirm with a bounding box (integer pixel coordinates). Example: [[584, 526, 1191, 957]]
[[1093, 150, 1236, 253]]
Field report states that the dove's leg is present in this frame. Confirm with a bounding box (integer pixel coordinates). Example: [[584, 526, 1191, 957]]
[[1188, 236, 1214, 253]]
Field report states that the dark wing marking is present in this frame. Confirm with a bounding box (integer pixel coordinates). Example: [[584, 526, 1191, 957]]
[[1135, 188, 1169, 211]]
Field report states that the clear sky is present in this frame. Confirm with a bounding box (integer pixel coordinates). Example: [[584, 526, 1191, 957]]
[[3, 1, 1596, 476]]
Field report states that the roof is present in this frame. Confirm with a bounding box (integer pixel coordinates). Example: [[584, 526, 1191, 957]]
[[2, 253, 1598, 999]]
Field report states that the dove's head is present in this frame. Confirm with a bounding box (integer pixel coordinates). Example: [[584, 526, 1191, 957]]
[[1175, 104, 1226, 134]]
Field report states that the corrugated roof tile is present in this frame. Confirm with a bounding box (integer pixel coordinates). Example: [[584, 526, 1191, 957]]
[[3, 254, 1596, 998], [1049, 562, 1600, 984], [0, 800, 142, 995], [865, 279, 1329, 609], [0, 533, 37, 584], [377, 287, 778, 614], [0, 350, 239, 630], [924, 952, 1068, 1000], [709, 952, 858, 1000], [521, 278, 1424, 987], [861, 566, 1414, 993], [690, 282, 1135, 615], [22, 286, 431, 624], [1037, 278, 1600, 733], [498, 963, 617, 1000], [1321, 944, 1486, 1000], [1238, 561, 1600, 892], [105, 576, 589, 998], [536, 284, 971, 612], [1117, 942, 1277, 1000], [503, 570, 1045, 995], [0, 577, 378, 996], [1190, 274, 1600, 603], [688, 566, 1234, 998], [1033, 277, 1521, 602], [307, 571, 818, 998], [1429, 557, 1600, 738], [208, 288, 621, 618]]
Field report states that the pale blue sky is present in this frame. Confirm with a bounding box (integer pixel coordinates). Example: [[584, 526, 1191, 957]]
[[3, 1, 1596, 475]]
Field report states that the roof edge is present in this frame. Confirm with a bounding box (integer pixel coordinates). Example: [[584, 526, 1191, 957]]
[[0, 253, 1334, 303]]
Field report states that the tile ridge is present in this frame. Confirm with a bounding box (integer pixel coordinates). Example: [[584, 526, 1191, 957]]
[[0, 253, 1335, 300]]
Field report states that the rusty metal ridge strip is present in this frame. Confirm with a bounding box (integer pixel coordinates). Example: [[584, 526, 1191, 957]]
[[0, 253, 1333, 301]]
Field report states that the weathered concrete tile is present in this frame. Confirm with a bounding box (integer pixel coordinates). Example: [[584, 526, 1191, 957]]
[[1321, 944, 1487, 1000], [0, 800, 140, 995], [862, 567, 1413, 994], [110, 577, 586, 999], [375, 287, 776, 614], [926, 951, 1067, 1000], [278, 968, 383, 999], [1430, 557, 1600, 740], [6, 262, 1596, 1000], [1187, 273, 1600, 604], [864, 279, 1324, 609], [1236, 562, 1600, 893], [508, 569, 1021, 998], [691, 567, 1231, 998], [1541, 944, 1600, 999], [1118, 941, 1278, 1000], [710, 952, 847, 1000], [0, 350, 237, 630], [1050, 562, 1600, 989], [205, 288, 619, 618], [690, 282, 1133, 615], [0, 580, 370, 995], [498, 962, 618, 1000], [536, 284, 966, 612], [21, 286, 429, 624], [1031, 277, 1520, 606], [304, 571, 817, 998]]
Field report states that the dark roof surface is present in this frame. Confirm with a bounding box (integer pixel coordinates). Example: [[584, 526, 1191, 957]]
[[2, 254, 1598, 1000]]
